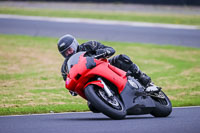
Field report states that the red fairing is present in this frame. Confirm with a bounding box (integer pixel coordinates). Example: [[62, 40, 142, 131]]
[[65, 53, 127, 99], [85, 61, 127, 94]]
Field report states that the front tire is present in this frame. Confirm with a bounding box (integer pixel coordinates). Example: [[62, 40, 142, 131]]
[[85, 85, 126, 120], [87, 101, 100, 113], [150, 91, 172, 117]]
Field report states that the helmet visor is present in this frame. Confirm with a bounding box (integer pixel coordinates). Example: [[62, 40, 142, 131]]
[[61, 39, 78, 58]]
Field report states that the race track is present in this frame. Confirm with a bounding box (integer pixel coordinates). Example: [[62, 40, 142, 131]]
[[0, 15, 200, 48], [0, 107, 200, 133]]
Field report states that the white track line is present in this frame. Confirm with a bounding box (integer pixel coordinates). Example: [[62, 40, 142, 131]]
[[0, 14, 199, 30], [0, 111, 91, 118], [173, 106, 200, 109]]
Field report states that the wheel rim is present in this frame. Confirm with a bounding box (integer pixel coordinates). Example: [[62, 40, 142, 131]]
[[153, 91, 169, 106], [97, 89, 122, 110]]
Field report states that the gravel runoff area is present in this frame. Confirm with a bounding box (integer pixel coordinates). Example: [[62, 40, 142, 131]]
[[0, 1, 200, 15]]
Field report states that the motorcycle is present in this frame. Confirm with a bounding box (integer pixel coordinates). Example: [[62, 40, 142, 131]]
[[65, 52, 172, 119]]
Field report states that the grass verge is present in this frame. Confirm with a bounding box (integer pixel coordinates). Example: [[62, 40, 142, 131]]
[[0, 34, 200, 115], [0, 7, 200, 25]]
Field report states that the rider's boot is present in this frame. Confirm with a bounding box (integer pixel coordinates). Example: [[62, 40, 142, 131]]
[[145, 83, 161, 92], [129, 65, 160, 92]]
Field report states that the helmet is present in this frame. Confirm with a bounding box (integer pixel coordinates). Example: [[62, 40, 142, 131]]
[[57, 34, 79, 58]]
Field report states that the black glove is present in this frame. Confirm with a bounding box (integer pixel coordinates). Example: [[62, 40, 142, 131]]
[[96, 49, 112, 58], [96, 49, 107, 55]]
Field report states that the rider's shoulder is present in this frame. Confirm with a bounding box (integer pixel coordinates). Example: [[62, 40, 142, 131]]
[[82, 40, 102, 46]]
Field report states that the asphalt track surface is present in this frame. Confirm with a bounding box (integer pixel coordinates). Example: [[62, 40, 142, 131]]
[[0, 107, 200, 133], [0, 16, 200, 48]]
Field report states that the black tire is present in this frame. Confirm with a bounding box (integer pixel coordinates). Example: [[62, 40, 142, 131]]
[[85, 85, 126, 120], [150, 91, 172, 117], [87, 101, 100, 113]]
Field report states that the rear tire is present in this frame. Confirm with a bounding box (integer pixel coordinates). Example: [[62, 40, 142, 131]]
[[151, 91, 172, 117], [85, 85, 126, 120]]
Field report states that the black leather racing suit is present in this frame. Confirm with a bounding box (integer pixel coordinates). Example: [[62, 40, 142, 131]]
[[61, 41, 151, 86]]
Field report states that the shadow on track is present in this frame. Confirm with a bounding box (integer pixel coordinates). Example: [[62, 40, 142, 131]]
[[53, 115, 157, 121]]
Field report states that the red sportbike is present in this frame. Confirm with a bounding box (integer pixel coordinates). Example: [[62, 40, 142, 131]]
[[65, 52, 172, 119]]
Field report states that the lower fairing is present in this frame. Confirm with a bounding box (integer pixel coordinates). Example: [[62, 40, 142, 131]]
[[120, 77, 155, 115]]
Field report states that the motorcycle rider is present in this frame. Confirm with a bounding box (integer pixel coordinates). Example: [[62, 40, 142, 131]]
[[57, 34, 152, 94]]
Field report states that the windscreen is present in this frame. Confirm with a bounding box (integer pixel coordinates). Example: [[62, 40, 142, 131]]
[[67, 52, 85, 73]]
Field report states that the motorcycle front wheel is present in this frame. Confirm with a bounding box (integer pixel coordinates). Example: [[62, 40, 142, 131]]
[[85, 85, 126, 120], [150, 90, 172, 117]]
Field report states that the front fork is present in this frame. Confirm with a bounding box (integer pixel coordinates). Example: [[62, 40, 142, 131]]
[[98, 77, 113, 97]]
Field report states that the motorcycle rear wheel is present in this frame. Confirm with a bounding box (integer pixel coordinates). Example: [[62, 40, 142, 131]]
[[85, 85, 126, 120], [150, 91, 172, 117]]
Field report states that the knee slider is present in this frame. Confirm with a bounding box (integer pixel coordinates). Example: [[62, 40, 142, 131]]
[[116, 54, 133, 71]]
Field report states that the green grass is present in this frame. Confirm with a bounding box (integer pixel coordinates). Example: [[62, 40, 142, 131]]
[[0, 104, 88, 116], [0, 7, 200, 25], [0, 34, 200, 115]]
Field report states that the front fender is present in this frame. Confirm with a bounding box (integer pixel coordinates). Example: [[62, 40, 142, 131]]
[[84, 80, 104, 89]]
